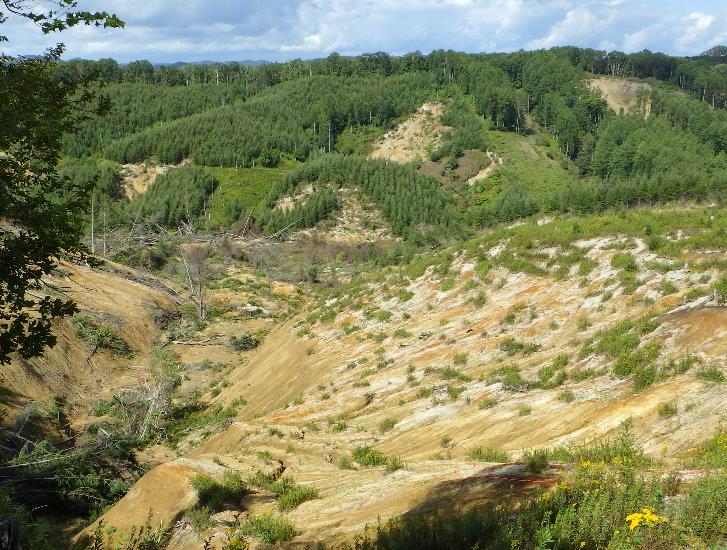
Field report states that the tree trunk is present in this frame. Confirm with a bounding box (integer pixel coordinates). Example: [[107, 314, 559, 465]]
[[90, 193, 95, 255], [0, 518, 20, 550]]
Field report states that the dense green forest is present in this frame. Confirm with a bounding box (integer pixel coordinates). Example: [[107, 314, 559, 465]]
[[56, 45, 727, 247], [63, 83, 247, 156], [58, 47, 727, 109], [96, 72, 437, 166], [255, 154, 456, 240], [130, 166, 217, 227]]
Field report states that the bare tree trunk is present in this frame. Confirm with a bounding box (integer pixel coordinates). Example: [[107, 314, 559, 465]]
[[0, 518, 20, 550], [90, 193, 95, 255], [103, 207, 107, 258]]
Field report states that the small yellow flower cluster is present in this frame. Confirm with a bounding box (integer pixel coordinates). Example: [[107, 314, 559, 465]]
[[625, 508, 668, 531]]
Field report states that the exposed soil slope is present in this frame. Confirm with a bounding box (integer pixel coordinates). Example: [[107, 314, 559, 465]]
[[80, 221, 727, 547], [590, 77, 652, 116], [2, 261, 178, 423], [369, 102, 449, 163]]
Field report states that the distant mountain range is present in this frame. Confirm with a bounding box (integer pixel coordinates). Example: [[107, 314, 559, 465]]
[[152, 59, 270, 68]]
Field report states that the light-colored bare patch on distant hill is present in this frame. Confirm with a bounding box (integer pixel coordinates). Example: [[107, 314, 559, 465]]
[[296, 188, 397, 244], [120, 159, 191, 199], [369, 102, 450, 163], [590, 77, 652, 116]]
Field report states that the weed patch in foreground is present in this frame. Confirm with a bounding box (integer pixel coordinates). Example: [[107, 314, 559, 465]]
[[74, 315, 131, 356], [347, 425, 727, 550], [190, 471, 247, 512], [468, 447, 508, 463], [247, 472, 318, 511], [238, 513, 296, 543]]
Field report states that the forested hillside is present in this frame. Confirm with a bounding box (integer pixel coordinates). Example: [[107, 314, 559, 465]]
[[56, 45, 727, 248]]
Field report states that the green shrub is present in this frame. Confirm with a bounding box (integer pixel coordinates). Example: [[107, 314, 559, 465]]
[[375, 310, 393, 322], [338, 455, 354, 469], [612, 342, 660, 379], [611, 252, 638, 272], [229, 333, 260, 351], [453, 352, 469, 365], [691, 429, 727, 469], [557, 389, 575, 403], [596, 321, 640, 357], [522, 449, 549, 474], [684, 287, 710, 302], [190, 471, 246, 512], [385, 456, 403, 473], [276, 484, 319, 511], [398, 290, 414, 302], [184, 506, 215, 532], [468, 447, 508, 462], [713, 277, 727, 304], [378, 418, 397, 433], [489, 365, 526, 392], [247, 473, 318, 511], [697, 366, 725, 383], [268, 427, 284, 438], [437, 366, 472, 381], [73, 315, 131, 356], [658, 280, 678, 295], [330, 419, 348, 432], [440, 278, 455, 291], [576, 315, 591, 331], [499, 337, 541, 356], [238, 513, 296, 543], [471, 292, 488, 307], [447, 385, 465, 400], [478, 397, 498, 409], [352, 446, 388, 467], [657, 402, 678, 418]]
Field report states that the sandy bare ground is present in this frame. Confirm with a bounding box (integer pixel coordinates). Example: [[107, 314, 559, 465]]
[[369, 102, 450, 163], [590, 77, 652, 116], [120, 159, 191, 199], [77, 230, 727, 547]]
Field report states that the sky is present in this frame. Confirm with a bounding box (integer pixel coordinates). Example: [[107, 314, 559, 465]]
[[2, 0, 727, 63]]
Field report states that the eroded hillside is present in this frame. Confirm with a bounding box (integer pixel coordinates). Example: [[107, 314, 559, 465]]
[[590, 77, 652, 116], [67, 205, 727, 548]]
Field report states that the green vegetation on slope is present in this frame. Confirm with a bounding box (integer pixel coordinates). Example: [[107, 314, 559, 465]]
[[102, 73, 438, 166], [203, 161, 297, 229]]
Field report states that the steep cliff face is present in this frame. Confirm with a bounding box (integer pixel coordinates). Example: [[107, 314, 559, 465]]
[[2, 261, 178, 425]]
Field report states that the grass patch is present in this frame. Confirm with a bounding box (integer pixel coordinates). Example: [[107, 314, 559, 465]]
[[247, 472, 318, 511], [657, 402, 678, 418], [190, 471, 246, 512], [498, 337, 541, 356], [697, 366, 725, 383], [238, 513, 296, 543], [378, 418, 397, 433], [73, 315, 131, 356], [468, 447, 508, 462]]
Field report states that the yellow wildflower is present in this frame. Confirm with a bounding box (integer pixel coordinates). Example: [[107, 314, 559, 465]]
[[625, 508, 668, 531]]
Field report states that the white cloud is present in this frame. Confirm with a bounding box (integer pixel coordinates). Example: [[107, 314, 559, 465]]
[[1, 0, 726, 61]]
